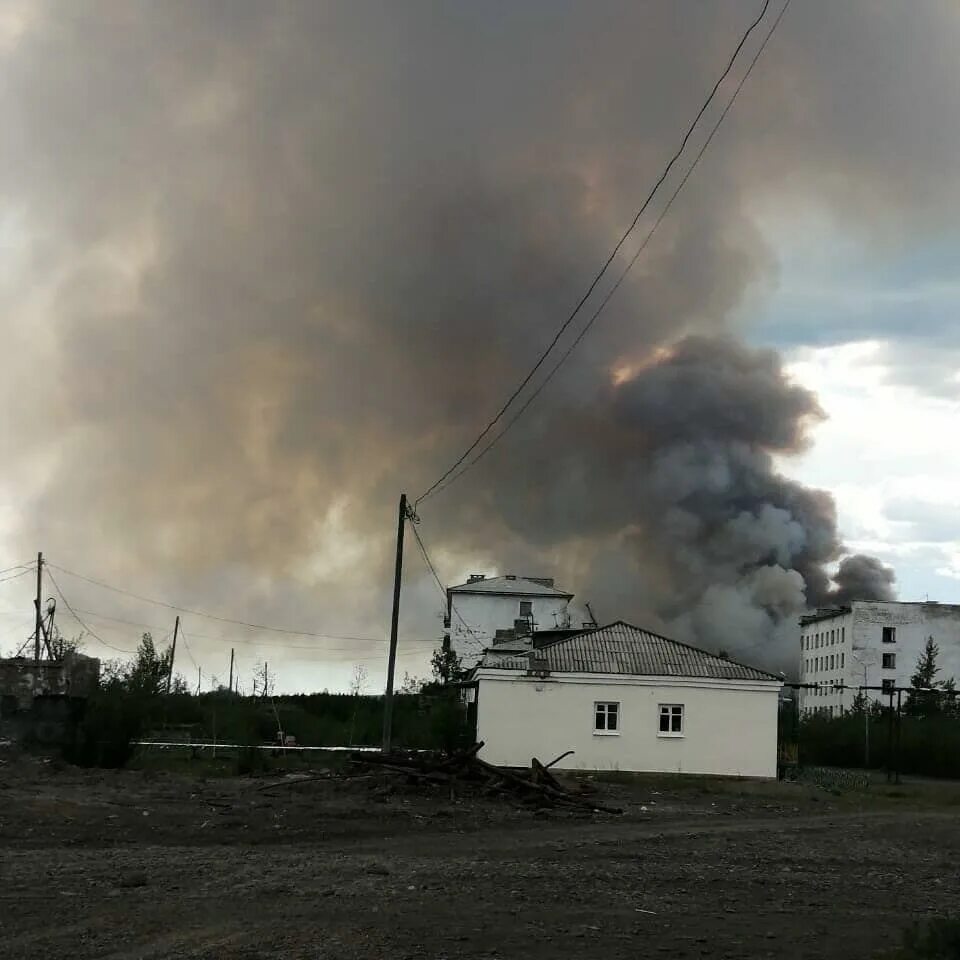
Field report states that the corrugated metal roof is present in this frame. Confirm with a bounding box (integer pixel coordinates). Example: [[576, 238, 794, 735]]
[[480, 621, 779, 681], [448, 576, 573, 598]]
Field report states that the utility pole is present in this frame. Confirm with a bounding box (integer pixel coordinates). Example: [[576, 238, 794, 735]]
[[885, 689, 895, 783], [167, 615, 180, 694], [862, 666, 869, 767], [382, 493, 410, 753], [894, 689, 903, 785], [228, 648, 235, 693], [33, 552, 43, 661], [196, 665, 201, 696]]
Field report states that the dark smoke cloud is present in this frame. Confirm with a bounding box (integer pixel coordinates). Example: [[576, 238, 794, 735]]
[[830, 555, 897, 607], [469, 335, 895, 667], [1, 1, 950, 682]]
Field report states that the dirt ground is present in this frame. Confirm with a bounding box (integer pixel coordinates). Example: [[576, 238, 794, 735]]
[[1, 751, 958, 960]]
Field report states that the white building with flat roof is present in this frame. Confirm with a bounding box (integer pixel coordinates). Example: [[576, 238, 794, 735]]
[[798, 600, 960, 716]]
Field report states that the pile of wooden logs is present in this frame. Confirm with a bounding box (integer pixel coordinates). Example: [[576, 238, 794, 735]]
[[348, 742, 622, 814]]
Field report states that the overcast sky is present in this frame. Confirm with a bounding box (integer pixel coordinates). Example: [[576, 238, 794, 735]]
[[1, 1, 958, 691]]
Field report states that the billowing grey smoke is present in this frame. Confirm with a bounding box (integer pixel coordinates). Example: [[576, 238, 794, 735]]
[[830, 555, 896, 606], [475, 335, 894, 668], [2, 2, 950, 686]]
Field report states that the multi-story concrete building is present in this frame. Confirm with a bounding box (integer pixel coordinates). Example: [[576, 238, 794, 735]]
[[798, 600, 960, 716], [444, 574, 587, 667]]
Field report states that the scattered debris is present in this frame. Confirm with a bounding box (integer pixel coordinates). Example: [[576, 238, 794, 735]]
[[346, 744, 623, 815]]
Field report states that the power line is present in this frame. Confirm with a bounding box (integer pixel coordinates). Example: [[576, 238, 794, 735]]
[[0, 561, 36, 577], [415, 0, 776, 506], [0, 568, 36, 586], [427, 0, 791, 500], [46, 560, 432, 645], [45, 569, 137, 655], [408, 519, 479, 642], [67, 606, 434, 652], [409, 521, 447, 602], [178, 627, 199, 671]]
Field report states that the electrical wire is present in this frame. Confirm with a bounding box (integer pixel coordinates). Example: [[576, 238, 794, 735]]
[[408, 519, 479, 642], [177, 627, 199, 671], [0, 561, 36, 577], [45, 569, 138, 655], [0, 568, 36, 585], [415, 0, 776, 506], [66, 606, 433, 653], [46, 560, 433, 645], [427, 0, 791, 500]]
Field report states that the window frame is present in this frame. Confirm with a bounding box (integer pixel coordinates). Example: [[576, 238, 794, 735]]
[[882, 652, 896, 670], [881, 678, 895, 694], [882, 626, 896, 644], [593, 701, 620, 736], [657, 703, 685, 738], [518, 600, 533, 618]]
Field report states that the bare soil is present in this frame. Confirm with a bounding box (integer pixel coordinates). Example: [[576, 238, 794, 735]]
[[1, 752, 958, 959]]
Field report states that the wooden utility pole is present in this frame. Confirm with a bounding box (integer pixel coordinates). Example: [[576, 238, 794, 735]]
[[381, 493, 408, 753], [228, 648, 235, 693], [196, 665, 202, 696], [167, 615, 180, 694], [33, 552, 43, 661]]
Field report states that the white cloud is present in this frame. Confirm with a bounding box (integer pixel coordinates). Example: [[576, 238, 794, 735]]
[[777, 341, 960, 603]]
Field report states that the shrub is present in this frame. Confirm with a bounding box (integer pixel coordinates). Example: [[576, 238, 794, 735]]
[[63, 680, 148, 768]]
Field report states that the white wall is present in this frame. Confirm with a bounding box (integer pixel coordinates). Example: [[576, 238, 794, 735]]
[[449, 592, 571, 664], [799, 602, 960, 715], [798, 609, 853, 715], [475, 673, 781, 778]]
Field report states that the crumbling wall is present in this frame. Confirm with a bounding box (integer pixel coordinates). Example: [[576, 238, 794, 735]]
[[0, 655, 100, 745], [0, 654, 100, 712]]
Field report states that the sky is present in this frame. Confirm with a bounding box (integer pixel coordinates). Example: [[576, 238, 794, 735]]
[[1, 1, 959, 691]]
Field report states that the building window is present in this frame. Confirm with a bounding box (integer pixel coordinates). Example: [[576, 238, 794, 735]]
[[519, 600, 532, 617], [841, 627, 845, 643], [658, 704, 684, 736], [882, 626, 896, 644], [841, 653, 844, 668], [882, 653, 896, 669], [881, 679, 895, 694], [830, 655, 835, 669], [830, 630, 834, 644], [594, 702, 620, 734]]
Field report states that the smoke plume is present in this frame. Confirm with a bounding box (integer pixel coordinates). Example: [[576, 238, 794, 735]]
[[3, 1, 953, 684], [830, 555, 897, 607]]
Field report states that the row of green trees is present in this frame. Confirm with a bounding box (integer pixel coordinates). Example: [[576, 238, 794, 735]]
[[783, 638, 960, 779], [64, 633, 472, 768]]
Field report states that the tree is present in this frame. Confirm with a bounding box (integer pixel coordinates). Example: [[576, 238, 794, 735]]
[[49, 629, 83, 661], [125, 633, 173, 697], [430, 647, 465, 686], [850, 689, 869, 715], [905, 637, 957, 717], [349, 663, 368, 696], [252, 661, 274, 698], [399, 671, 424, 694]]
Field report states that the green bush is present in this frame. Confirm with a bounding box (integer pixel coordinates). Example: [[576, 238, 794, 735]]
[[799, 713, 960, 779], [63, 680, 149, 768]]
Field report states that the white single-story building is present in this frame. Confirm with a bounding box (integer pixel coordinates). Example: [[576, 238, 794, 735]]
[[472, 621, 783, 778]]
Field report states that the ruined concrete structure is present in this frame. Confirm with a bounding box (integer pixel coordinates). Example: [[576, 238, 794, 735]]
[[0, 653, 101, 745]]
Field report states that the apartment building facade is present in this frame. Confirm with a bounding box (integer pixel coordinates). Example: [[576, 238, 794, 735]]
[[798, 600, 960, 716]]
